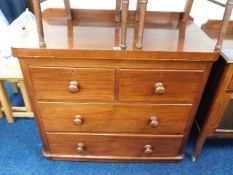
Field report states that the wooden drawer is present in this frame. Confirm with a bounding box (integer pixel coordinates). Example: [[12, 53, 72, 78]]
[[47, 133, 183, 159], [40, 102, 192, 134], [119, 69, 203, 102], [30, 67, 116, 101]]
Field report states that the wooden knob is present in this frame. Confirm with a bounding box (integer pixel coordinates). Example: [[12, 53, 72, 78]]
[[69, 81, 79, 93], [77, 143, 85, 153], [73, 115, 83, 125], [150, 116, 159, 128], [144, 145, 153, 155], [154, 82, 165, 95]]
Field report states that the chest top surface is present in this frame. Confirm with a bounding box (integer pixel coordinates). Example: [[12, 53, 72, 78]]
[[12, 9, 218, 61]]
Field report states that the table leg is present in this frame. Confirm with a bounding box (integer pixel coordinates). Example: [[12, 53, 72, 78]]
[[12, 82, 19, 94], [0, 102, 3, 118], [0, 81, 14, 123], [19, 81, 32, 112]]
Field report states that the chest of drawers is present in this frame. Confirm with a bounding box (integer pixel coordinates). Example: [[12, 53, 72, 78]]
[[13, 49, 217, 162], [12, 9, 218, 162]]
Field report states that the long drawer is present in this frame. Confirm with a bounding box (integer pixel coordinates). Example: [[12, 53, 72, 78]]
[[39, 102, 192, 134], [47, 133, 183, 159], [119, 69, 203, 102], [30, 67, 116, 101]]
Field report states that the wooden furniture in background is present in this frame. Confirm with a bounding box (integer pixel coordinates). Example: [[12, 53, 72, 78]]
[[30, 0, 195, 49], [192, 51, 233, 161], [12, 7, 218, 161], [206, 0, 233, 50], [0, 63, 34, 123]]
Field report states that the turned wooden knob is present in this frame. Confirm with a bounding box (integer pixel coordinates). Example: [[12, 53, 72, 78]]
[[69, 80, 79, 93], [154, 82, 165, 95], [150, 116, 159, 128], [73, 115, 83, 125], [144, 145, 153, 155], [77, 143, 85, 153]]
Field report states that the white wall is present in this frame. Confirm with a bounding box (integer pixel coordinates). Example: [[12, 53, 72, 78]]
[[41, 0, 233, 26]]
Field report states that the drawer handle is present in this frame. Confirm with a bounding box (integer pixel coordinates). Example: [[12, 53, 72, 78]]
[[77, 143, 85, 153], [150, 116, 159, 128], [144, 145, 153, 155], [73, 115, 83, 125], [154, 82, 166, 95], [69, 80, 79, 93]]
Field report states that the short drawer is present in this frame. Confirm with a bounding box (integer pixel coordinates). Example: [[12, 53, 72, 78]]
[[47, 133, 183, 159], [119, 69, 203, 102], [39, 102, 192, 134], [30, 67, 116, 101]]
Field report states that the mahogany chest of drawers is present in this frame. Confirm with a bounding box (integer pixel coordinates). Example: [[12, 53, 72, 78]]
[[12, 9, 218, 162], [13, 49, 217, 162]]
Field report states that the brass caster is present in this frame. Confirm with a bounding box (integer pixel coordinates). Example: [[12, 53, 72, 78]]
[[136, 43, 143, 49], [120, 44, 127, 50], [39, 41, 46, 48]]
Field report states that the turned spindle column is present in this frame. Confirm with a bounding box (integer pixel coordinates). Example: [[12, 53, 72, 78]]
[[136, 0, 148, 49], [64, 0, 72, 20], [182, 0, 194, 22], [120, 0, 129, 49], [32, 0, 46, 47], [215, 0, 233, 50]]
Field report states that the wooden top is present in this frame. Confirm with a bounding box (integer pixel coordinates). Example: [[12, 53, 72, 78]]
[[12, 9, 219, 61], [0, 61, 23, 80]]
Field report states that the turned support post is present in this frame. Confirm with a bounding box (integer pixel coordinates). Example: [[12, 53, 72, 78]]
[[120, 0, 129, 49], [32, 0, 46, 47], [182, 0, 194, 22], [135, 0, 140, 21], [215, 0, 233, 50], [136, 0, 148, 49], [64, 0, 72, 20], [115, 0, 121, 22]]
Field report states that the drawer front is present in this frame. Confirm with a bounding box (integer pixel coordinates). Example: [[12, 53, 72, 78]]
[[40, 102, 192, 134], [47, 133, 183, 158], [30, 67, 116, 101], [119, 69, 203, 102]]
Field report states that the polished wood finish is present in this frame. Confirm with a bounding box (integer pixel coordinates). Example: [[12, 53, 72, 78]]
[[32, 0, 46, 47], [13, 9, 218, 162], [182, 0, 194, 22], [120, 0, 129, 49], [30, 67, 115, 101], [39, 102, 192, 134], [136, 0, 148, 48], [192, 54, 233, 161], [47, 133, 183, 159], [215, 0, 233, 49], [63, 0, 72, 20], [119, 69, 203, 102], [115, 0, 121, 22]]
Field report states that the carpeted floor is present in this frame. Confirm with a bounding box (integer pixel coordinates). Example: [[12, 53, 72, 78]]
[[1, 82, 233, 175]]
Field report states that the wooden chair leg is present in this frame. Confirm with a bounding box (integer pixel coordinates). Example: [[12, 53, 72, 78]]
[[0, 102, 3, 118], [136, 0, 148, 49], [32, 0, 46, 47], [135, 0, 140, 21], [19, 81, 32, 112], [182, 0, 195, 22], [0, 81, 14, 123], [115, 0, 121, 22], [120, 0, 129, 49], [12, 82, 19, 94], [215, 0, 233, 50], [64, 0, 72, 20]]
